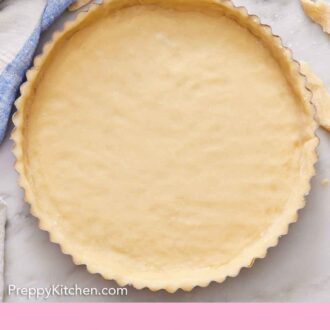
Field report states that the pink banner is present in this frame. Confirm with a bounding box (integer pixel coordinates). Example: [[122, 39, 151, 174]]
[[1, 303, 329, 329]]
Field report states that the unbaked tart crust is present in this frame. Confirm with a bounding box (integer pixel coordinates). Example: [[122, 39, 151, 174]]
[[13, 0, 318, 292]]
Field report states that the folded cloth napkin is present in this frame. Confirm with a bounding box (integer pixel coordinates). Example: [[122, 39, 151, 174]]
[[0, 199, 6, 302], [0, 0, 77, 143]]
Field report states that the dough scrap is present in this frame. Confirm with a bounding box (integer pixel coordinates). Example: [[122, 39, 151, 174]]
[[321, 178, 329, 186], [300, 0, 330, 34], [68, 0, 92, 11], [300, 61, 330, 131]]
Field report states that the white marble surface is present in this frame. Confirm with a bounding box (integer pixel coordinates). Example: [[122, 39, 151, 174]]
[[1, 0, 330, 302]]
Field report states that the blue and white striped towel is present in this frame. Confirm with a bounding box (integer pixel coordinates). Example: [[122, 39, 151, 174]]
[[0, 0, 77, 143]]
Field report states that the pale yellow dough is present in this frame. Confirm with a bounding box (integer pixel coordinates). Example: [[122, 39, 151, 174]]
[[300, 61, 330, 131], [301, 0, 330, 34], [68, 0, 93, 11], [14, 1, 317, 291]]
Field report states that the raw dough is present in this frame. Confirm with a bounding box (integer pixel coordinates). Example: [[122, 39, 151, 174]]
[[301, 0, 330, 34], [14, 1, 317, 291], [68, 0, 93, 11], [300, 61, 330, 131]]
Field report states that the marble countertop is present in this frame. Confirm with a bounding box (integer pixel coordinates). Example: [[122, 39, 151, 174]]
[[1, 0, 330, 302]]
